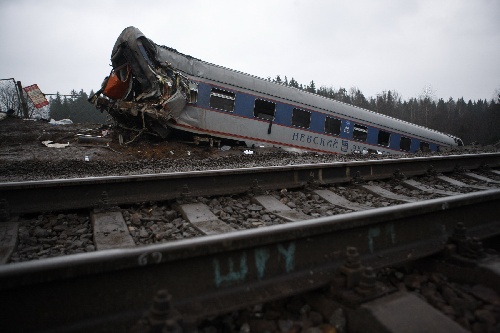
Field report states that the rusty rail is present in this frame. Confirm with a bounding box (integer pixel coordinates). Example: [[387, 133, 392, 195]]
[[0, 190, 499, 332], [1, 153, 500, 217]]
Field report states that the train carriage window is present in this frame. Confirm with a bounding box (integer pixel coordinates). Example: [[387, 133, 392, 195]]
[[292, 108, 311, 128], [420, 142, 430, 152], [209, 88, 235, 112], [254, 99, 276, 120], [377, 130, 391, 147], [324, 117, 341, 135], [188, 82, 198, 104], [353, 123, 368, 141], [400, 137, 411, 151]]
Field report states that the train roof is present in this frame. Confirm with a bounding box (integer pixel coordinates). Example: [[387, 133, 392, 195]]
[[115, 27, 460, 146]]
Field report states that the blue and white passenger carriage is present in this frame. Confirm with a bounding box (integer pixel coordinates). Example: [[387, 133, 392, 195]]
[[90, 27, 463, 154]]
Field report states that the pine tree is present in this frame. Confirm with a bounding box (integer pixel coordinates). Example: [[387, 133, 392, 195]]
[[349, 87, 370, 109], [49, 93, 64, 120], [49, 90, 107, 123], [335, 87, 350, 103], [306, 80, 316, 93]]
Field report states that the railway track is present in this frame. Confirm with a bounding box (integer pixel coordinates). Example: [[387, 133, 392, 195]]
[[1, 153, 500, 332]]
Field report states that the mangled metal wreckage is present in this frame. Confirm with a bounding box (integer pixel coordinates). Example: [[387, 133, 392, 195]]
[[89, 26, 462, 154], [89, 28, 197, 139]]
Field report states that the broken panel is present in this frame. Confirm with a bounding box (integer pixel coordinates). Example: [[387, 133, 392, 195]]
[[324, 116, 341, 135], [88, 28, 197, 139], [188, 82, 198, 104], [353, 123, 368, 142], [210, 88, 235, 112], [292, 108, 311, 129], [420, 141, 430, 152], [377, 130, 391, 147], [400, 136, 411, 152], [254, 99, 276, 121]]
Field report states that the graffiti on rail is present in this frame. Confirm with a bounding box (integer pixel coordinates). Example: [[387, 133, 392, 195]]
[[367, 223, 396, 253], [213, 242, 296, 287], [138, 251, 163, 266]]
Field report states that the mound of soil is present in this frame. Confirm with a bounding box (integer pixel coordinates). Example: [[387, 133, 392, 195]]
[[0, 117, 215, 163]]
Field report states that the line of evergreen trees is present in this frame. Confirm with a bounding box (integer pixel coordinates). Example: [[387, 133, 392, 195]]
[[269, 75, 500, 146], [49, 90, 107, 124], [48, 80, 500, 146]]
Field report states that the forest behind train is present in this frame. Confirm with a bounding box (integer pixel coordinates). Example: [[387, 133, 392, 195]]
[[1, 75, 499, 146]]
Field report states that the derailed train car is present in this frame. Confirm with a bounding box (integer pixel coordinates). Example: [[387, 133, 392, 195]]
[[89, 26, 463, 154]]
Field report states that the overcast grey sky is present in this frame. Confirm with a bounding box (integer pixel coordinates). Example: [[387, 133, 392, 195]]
[[1, 0, 499, 102]]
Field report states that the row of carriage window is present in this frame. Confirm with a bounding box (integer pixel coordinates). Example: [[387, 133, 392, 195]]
[[209, 88, 430, 152]]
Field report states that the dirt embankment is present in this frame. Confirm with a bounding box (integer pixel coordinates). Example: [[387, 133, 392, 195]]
[[0, 117, 216, 163]]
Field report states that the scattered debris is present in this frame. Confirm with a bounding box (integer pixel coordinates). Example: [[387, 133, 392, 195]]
[[41, 140, 70, 148], [77, 135, 112, 144], [49, 119, 73, 125]]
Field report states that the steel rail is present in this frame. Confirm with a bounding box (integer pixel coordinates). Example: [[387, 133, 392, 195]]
[[0, 190, 499, 332], [1, 153, 500, 217]]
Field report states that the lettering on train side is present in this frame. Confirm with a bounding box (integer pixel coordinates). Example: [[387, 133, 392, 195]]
[[341, 140, 349, 152], [292, 133, 386, 154], [292, 132, 338, 149], [350, 144, 368, 153], [213, 242, 296, 287]]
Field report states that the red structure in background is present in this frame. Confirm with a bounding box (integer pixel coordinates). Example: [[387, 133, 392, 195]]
[[23, 84, 49, 108]]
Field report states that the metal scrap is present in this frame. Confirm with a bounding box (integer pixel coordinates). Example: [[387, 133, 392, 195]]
[[88, 29, 197, 141], [41, 140, 70, 148]]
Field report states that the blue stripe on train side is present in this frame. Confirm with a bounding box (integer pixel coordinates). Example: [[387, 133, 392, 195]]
[[195, 81, 437, 153]]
